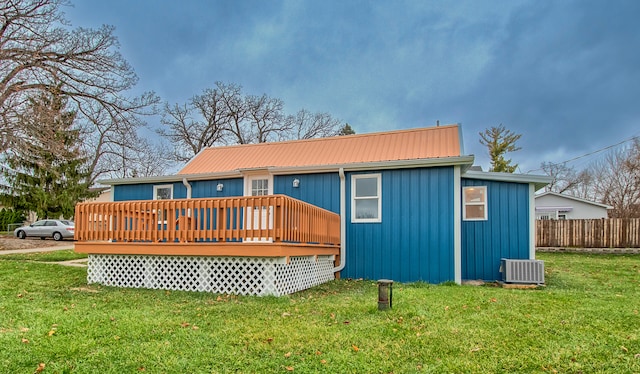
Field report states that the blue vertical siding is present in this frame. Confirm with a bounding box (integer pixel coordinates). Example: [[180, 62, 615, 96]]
[[341, 167, 455, 284], [461, 179, 530, 281], [274, 173, 340, 213], [113, 179, 244, 201], [114, 182, 187, 201], [113, 184, 152, 201], [191, 178, 243, 198]]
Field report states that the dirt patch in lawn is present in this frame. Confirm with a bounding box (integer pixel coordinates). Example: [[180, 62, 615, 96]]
[[0, 235, 69, 251]]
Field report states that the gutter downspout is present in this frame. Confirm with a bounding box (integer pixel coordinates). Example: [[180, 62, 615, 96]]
[[334, 168, 346, 273], [182, 178, 192, 199]]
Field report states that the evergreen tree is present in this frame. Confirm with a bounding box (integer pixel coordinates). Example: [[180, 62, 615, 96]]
[[337, 123, 356, 135], [0, 208, 26, 229], [479, 124, 522, 173], [0, 87, 97, 219]]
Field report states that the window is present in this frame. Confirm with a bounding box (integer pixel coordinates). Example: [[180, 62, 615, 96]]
[[463, 186, 487, 221], [153, 185, 173, 200], [251, 178, 269, 196], [352, 174, 381, 223], [153, 185, 173, 224], [244, 175, 273, 197]]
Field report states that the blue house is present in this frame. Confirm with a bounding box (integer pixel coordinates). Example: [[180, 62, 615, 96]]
[[75, 124, 549, 295]]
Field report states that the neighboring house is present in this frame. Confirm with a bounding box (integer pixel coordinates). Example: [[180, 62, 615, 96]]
[[535, 191, 612, 220], [75, 124, 550, 295], [87, 187, 112, 203]]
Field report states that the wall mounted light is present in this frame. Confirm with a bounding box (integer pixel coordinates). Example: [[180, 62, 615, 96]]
[[292, 178, 300, 188], [217, 183, 224, 191]]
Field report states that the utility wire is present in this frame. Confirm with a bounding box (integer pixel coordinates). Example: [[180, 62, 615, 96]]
[[525, 134, 640, 174]]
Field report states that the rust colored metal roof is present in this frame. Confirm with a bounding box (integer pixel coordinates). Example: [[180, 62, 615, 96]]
[[178, 124, 462, 175]]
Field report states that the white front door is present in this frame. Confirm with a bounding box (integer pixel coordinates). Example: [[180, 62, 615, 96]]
[[244, 175, 273, 242]]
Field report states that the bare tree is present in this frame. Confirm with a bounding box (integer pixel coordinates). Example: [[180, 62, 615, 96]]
[[159, 89, 228, 163], [108, 132, 171, 178], [0, 0, 159, 179], [76, 99, 166, 184], [246, 94, 287, 143], [540, 161, 593, 198], [589, 140, 640, 218], [288, 109, 343, 140], [567, 169, 594, 201], [158, 82, 344, 162], [217, 82, 248, 144]]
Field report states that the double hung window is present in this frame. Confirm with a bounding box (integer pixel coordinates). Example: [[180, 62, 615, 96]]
[[352, 174, 381, 223], [463, 186, 487, 221]]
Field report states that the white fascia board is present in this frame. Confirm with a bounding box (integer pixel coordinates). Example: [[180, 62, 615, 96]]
[[268, 156, 475, 175], [462, 170, 552, 191], [535, 191, 613, 209], [535, 206, 573, 212], [453, 165, 462, 284], [529, 184, 536, 259]]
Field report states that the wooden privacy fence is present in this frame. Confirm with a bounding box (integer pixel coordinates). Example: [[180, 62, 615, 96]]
[[75, 195, 340, 246], [536, 218, 640, 248]]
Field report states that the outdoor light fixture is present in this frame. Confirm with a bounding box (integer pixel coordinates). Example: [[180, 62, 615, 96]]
[[217, 183, 224, 191], [292, 178, 300, 188]]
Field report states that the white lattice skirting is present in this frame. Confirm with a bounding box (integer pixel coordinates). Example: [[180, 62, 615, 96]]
[[87, 254, 336, 296]]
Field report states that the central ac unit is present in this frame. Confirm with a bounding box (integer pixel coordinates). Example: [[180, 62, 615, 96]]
[[500, 259, 545, 284]]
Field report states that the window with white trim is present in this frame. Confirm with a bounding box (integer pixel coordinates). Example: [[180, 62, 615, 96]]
[[152, 185, 173, 224], [463, 186, 487, 221], [251, 178, 269, 196], [153, 185, 173, 200], [352, 174, 381, 223]]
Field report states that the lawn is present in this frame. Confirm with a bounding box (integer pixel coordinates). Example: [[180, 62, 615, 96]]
[[0, 251, 638, 373]]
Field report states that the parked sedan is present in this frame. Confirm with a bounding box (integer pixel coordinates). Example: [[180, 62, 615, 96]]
[[14, 220, 75, 241]]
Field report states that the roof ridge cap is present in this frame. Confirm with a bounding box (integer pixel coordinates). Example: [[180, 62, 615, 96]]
[[200, 124, 460, 151]]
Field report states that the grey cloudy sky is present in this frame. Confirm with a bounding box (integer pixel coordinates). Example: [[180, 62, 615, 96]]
[[65, 0, 640, 173]]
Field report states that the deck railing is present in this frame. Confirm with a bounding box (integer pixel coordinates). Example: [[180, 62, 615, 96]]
[[75, 195, 340, 246]]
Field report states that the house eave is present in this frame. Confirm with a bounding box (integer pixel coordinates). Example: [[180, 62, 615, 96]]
[[267, 155, 475, 174], [534, 191, 614, 209], [462, 170, 552, 191], [98, 171, 244, 186], [535, 206, 574, 212], [99, 156, 476, 185]]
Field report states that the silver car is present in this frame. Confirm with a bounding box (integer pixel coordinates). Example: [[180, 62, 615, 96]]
[[14, 219, 75, 241]]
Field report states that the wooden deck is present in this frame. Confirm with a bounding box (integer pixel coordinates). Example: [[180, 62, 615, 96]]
[[74, 195, 341, 259]]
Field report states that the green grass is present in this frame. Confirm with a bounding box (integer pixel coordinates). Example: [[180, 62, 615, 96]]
[[0, 252, 638, 373]]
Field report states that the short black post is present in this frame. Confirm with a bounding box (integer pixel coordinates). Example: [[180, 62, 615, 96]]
[[377, 279, 393, 310]]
